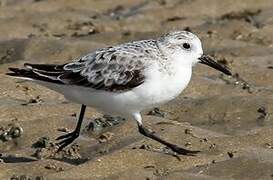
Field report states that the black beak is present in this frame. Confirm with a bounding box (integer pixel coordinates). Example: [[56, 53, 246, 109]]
[[198, 54, 232, 75]]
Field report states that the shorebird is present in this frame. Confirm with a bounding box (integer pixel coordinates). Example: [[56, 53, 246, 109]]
[[7, 31, 231, 155]]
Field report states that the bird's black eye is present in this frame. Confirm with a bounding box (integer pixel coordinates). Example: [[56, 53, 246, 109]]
[[182, 43, 191, 49]]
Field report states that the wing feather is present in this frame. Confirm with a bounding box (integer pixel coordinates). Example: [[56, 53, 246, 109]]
[[7, 40, 161, 92]]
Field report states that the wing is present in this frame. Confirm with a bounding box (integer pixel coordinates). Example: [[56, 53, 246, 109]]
[[7, 41, 159, 92]]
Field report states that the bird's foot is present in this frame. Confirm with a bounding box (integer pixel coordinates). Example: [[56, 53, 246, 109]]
[[167, 144, 200, 156], [55, 131, 79, 152]]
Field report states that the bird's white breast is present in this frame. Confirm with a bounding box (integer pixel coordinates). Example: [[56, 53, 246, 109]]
[[132, 63, 192, 109]]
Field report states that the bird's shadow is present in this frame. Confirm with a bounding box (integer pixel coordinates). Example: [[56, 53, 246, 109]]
[[0, 155, 37, 163], [52, 157, 89, 165]]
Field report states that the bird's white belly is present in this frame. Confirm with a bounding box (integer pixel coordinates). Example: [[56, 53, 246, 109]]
[[63, 88, 139, 117]]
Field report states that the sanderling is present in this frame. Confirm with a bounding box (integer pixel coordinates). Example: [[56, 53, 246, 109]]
[[7, 31, 231, 155]]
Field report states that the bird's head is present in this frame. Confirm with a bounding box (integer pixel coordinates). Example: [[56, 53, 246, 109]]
[[158, 31, 231, 75]]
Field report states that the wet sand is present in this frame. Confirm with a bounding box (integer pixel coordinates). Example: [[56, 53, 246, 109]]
[[1, 0, 273, 179]]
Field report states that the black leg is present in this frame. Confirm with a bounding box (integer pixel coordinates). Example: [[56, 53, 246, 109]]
[[56, 104, 86, 151], [138, 124, 200, 156]]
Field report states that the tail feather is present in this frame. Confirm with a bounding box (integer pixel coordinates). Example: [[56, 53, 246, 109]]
[[6, 64, 65, 84], [6, 67, 33, 78], [7, 63, 88, 86]]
